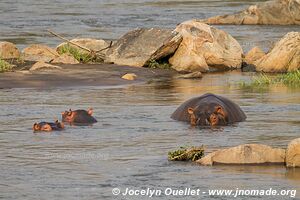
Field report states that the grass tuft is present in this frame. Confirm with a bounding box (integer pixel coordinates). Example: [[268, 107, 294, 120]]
[[240, 70, 300, 88], [147, 59, 171, 69], [57, 44, 93, 63], [0, 58, 12, 73]]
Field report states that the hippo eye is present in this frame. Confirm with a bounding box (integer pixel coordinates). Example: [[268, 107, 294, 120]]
[[67, 112, 72, 116]]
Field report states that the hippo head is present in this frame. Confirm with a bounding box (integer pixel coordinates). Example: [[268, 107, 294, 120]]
[[61, 108, 95, 124], [33, 120, 64, 132], [187, 103, 228, 126]]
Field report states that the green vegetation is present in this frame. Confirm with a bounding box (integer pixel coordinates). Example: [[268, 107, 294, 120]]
[[57, 44, 99, 63], [147, 59, 171, 69], [168, 146, 204, 161], [240, 70, 300, 88], [0, 58, 12, 73]]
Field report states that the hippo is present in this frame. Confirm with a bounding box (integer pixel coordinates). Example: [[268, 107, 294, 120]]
[[171, 93, 246, 126], [61, 108, 97, 125], [33, 120, 64, 132]]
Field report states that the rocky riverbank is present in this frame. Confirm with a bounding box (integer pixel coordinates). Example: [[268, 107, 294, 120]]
[[0, 0, 299, 87]]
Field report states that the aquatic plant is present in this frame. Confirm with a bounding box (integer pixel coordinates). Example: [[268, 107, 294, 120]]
[[277, 70, 300, 86], [57, 44, 96, 63], [168, 146, 204, 161], [240, 70, 300, 88], [0, 58, 12, 73]]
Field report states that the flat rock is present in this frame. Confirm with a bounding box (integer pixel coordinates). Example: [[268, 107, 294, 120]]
[[176, 71, 203, 79], [199, 0, 300, 25], [29, 61, 62, 71], [197, 144, 286, 166], [255, 32, 300, 72], [0, 41, 21, 59], [286, 138, 300, 167], [56, 38, 109, 54], [23, 44, 59, 62], [169, 20, 243, 72], [51, 53, 79, 64], [105, 28, 182, 67]]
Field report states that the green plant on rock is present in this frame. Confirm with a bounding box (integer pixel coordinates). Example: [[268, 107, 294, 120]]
[[0, 58, 12, 73], [168, 146, 205, 161], [57, 44, 94, 63]]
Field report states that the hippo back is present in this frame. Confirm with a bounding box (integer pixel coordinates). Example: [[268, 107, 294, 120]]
[[73, 110, 97, 124], [171, 93, 246, 123]]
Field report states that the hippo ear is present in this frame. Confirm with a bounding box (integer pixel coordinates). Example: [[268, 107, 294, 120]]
[[87, 108, 93, 116], [215, 106, 225, 116], [33, 123, 39, 131], [187, 107, 194, 115], [67, 110, 72, 116]]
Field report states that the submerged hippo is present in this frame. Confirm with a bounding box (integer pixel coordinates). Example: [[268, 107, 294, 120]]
[[33, 120, 64, 132], [62, 108, 97, 125], [171, 93, 246, 126]]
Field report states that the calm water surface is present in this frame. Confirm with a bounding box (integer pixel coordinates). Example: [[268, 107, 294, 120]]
[[0, 1, 300, 200], [1, 72, 300, 199]]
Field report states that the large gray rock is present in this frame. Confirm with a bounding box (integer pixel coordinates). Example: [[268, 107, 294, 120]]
[[22, 44, 59, 62], [169, 20, 243, 72], [286, 138, 300, 167], [0, 41, 20, 59], [255, 32, 300, 72], [197, 144, 286, 166], [105, 28, 182, 67], [199, 0, 300, 25]]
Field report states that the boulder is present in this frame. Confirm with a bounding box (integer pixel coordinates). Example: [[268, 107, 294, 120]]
[[56, 38, 109, 54], [244, 46, 265, 65], [197, 144, 286, 166], [199, 0, 300, 25], [29, 61, 62, 71], [0, 41, 21, 59], [51, 53, 79, 64], [121, 73, 137, 80], [286, 138, 300, 167], [23, 44, 59, 62], [105, 28, 182, 67], [169, 20, 243, 72], [255, 32, 300, 72]]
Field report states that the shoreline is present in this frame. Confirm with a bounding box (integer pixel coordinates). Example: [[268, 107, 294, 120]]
[[0, 63, 175, 89]]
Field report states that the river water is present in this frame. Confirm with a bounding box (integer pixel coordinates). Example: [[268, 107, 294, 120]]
[[0, 0, 299, 51], [1, 0, 300, 200]]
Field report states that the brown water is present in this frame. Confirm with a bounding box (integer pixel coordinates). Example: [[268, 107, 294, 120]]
[[1, 72, 300, 199], [1, 0, 300, 199]]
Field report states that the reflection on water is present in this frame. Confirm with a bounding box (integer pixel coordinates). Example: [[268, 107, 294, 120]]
[[0, 0, 299, 51], [0, 72, 300, 199]]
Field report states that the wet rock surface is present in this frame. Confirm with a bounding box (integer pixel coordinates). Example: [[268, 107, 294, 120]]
[[105, 28, 182, 67]]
